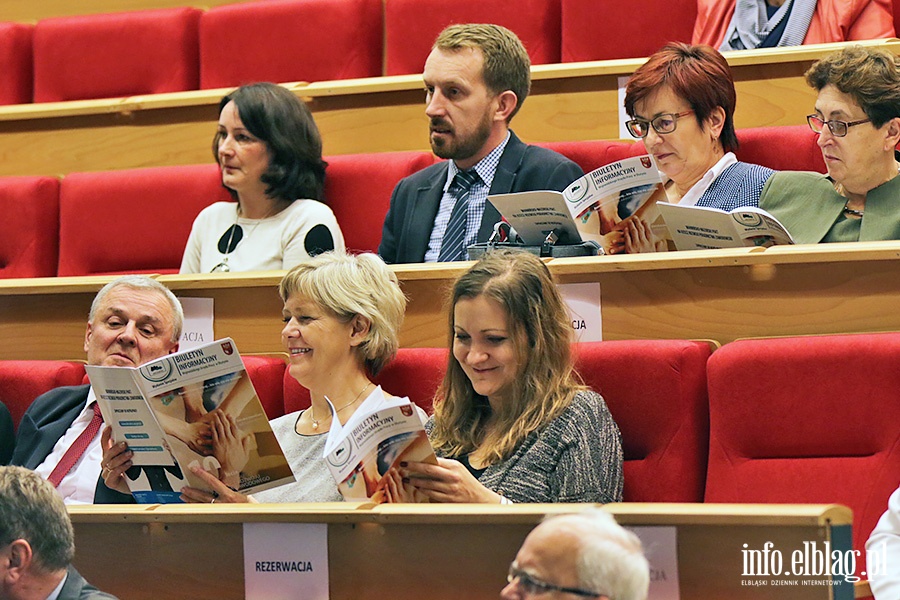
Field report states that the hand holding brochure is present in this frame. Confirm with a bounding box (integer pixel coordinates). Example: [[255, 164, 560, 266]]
[[488, 155, 668, 254], [323, 386, 436, 503], [656, 203, 794, 250], [87, 338, 294, 503]]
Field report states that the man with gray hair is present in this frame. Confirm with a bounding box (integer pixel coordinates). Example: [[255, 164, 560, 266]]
[[0, 465, 118, 599], [501, 508, 649, 600], [11, 276, 183, 504]]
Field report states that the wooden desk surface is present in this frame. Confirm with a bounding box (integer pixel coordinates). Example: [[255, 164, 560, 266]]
[[3, 242, 900, 361], [0, 40, 895, 177], [67, 502, 854, 600]]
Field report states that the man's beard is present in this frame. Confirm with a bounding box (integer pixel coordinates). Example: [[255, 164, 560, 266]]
[[429, 112, 493, 162]]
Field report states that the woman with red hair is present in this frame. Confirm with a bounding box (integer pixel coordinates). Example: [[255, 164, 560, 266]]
[[621, 43, 775, 252]]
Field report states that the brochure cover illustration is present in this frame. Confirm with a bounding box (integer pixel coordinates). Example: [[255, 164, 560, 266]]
[[656, 203, 794, 250], [323, 386, 436, 503], [488, 155, 667, 254], [87, 338, 294, 503]]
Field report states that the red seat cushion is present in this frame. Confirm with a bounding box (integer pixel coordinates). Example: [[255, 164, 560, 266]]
[[0, 176, 60, 278], [735, 126, 825, 173], [33, 7, 201, 102], [242, 356, 287, 421], [562, 0, 696, 61], [200, 0, 383, 88], [573, 340, 711, 502], [706, 333, 900, 574], [0, 361, 86, 430], [324, 151, 436, 253], [540, 139, 642, 175], [0, 22, 33, 105], [58, 164, 229, 276], [384, 0, 561, 76]]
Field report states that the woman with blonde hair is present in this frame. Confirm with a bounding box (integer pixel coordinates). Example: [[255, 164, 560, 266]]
[[400, 250, 623, 503], [174, 251, 422, 502]]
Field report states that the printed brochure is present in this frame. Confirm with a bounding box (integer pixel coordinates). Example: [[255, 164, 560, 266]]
[[87, 338, 294, 503], [323, 387, 436, 503]]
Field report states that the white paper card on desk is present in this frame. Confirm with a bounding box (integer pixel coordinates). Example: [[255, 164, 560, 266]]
[[657, 203, 794, 251], [617, 75, 632, 139], [559, 282, 602, 343], [628, 526, 681, 600], [178, 297, 214, 350], [243, 522, 328, 600]]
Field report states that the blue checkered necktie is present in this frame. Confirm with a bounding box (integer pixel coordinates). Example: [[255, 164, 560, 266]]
[[438, 169, 480, 262]]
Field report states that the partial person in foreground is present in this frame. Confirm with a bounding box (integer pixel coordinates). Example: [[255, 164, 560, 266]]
[[180, 251, 424, 503], [501, 508, 649, 600], [0, 465, 119, 599], [759, 45, 900, 243], [11, 276, 182, 504], [866, 483, 900, 599], [180, 82, 344, 273], [400, 250, 623, 503], [694, 0, 895, 51], [621, 43, 775, 253], [378, 23, 583, 264], [0, 403, 12, 465]]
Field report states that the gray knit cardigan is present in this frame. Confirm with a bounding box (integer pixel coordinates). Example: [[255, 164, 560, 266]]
[[426, 390, 624, 503]]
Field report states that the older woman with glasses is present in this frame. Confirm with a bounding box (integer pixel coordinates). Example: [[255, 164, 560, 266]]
[[180, 82, 345, 273], [621, 43, 775, 253], [759, 46, 900, 244]]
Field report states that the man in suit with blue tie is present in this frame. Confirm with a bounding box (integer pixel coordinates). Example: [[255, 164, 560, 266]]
[[378, 23, 584, 264], [10, 276, 182, 504]]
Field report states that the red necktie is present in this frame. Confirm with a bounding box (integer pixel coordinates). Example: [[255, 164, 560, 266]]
[[47, 403, 103, 488]]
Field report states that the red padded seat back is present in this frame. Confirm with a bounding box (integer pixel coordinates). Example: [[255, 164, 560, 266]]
[[242, 356, 287, 421], [735, 126, 825, 173], [58, 164, 230, 276], [561, 0, 696, 61], [384, 0, 562, 76], [200, 0, 383, 88], [323, 151, 436, 253], [573, 340, 711, 502], [283, 348, 448, 415], [540, 139, 642, 175], [706, 333, 900, 574], [0, 176, 60, 278], [33, 7, 201, 102], [0, 361, 86, 430], [0, 22, 33, 105]]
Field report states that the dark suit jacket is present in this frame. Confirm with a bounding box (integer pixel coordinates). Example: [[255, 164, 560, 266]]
[[0, 401, 13, 465], [59, 565, 120, 600], [378, 130, 584, 264], [11, 385, 134, 504]]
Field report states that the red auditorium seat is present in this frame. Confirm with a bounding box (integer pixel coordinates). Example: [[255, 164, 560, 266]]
[[0, 361, 86, 431], [573, 340, 711, 502], [706, 333, 900, 575], [384, 0, 562, 76], [561, 0, 696, 61], [0, 176, 60, 279], [57, 164, 230, 276], [735, 125, 825, 173], [540, 139, 642, 174], [324, 151, 436, 253], [283, 347, 448, 414], [0, 22, 33, 105], [242, 355, 287, 421], [33, 7, 201, 102], [199, 0, 383, 88]]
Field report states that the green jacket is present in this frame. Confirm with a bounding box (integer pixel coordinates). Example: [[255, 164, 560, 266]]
[[759, 171, 900, 244]]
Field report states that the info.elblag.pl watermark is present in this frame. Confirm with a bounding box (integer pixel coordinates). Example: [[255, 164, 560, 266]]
[[740, 541, 890, 586]]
